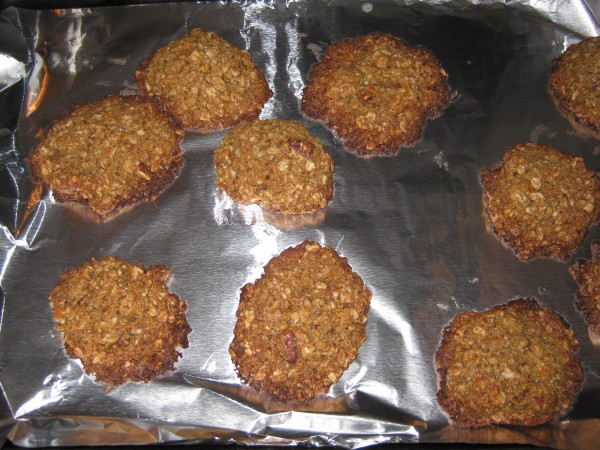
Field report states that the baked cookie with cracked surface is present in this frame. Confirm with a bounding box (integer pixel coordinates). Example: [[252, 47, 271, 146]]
[[135, 28, 272, 131], [480, 143, 600, 261], [301, 33, 451, 156], [229, 240, 371, 403], [214, 120, 334, 214], [548, 36, 600, 140], [570, 241, 600, 340], [28, 95, 184, 218], [49, 256, 191, 385], [435, 298, 583, 428]]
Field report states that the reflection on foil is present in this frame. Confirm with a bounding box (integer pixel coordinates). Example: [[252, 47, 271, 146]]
[[0, 54, 25, 92], [358, 380, 400, 408], [0, 244, 16, 286], [213, 191, 329, 284], [212, 189, 235, 226], [285, 22, 305, 101], [15, 375, 64, 418], [248, 219, 280, 282], [14, 183, 44, 238], [372, 299, 417, 356], [184, 374, 355, 415], [343, 365, 368, 393], [5, 197, 45, 250], [25, 54, 48, 116], [243, 2, 277, 119], [213, 189, 280, 282], [200, 353, 218, 374], [52, 11, 84, 76]]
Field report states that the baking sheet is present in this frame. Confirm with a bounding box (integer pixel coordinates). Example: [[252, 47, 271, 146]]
[[1, 0, 600, 448]]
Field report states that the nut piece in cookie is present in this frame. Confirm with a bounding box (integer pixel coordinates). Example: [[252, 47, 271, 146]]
[[480, 143, 600, 261], [28, 95, 184, 218], [135, 28, 272, 131], [229, 240, 371, 403], [548, 37, 600, 140], [570, 241, 600, 341], [49, 256, 191, 385], [302, 33, 451, 156], [434, 298, 583, 428], [214, 120, 334, 214]]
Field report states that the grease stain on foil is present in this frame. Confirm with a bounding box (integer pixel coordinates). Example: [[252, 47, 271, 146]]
[[106, 57, 128, 65], [530, 123, 556, 142]]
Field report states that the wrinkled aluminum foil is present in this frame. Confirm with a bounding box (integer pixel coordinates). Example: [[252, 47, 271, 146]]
[[1, 1, 600, 448]]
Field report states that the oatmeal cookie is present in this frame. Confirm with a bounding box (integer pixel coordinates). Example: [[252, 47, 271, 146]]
[[570, 241, 600, 337], [214, 120, 334, 214], [28, 95, 184, 218], [229, 240, 371, 403], [480, 143, 600, 261], [548, 36, 600, 140], [49, 256, 191, 385], [434, 298, 583, 428], [301, 33, 450, 156], [135, 28, 272, 131]]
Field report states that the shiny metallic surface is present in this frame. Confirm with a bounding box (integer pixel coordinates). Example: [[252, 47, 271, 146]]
[[1, 1, 599, 448]]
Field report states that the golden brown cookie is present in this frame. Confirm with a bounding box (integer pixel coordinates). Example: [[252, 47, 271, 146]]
[[49, 256, 191, 385], [135, 28, 272, 131], [480, 143, 600, 261], [301, 33, 451, 156], [570, 241, 600, 337], [28, 95, 184, 218], [434, 298, 583, 428], [548, 36, 600, 140], [229, 240, 371, 403], [214, 120, 334, 214]]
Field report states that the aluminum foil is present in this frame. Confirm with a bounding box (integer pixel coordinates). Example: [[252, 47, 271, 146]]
[[1, 0, 600, 448]]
